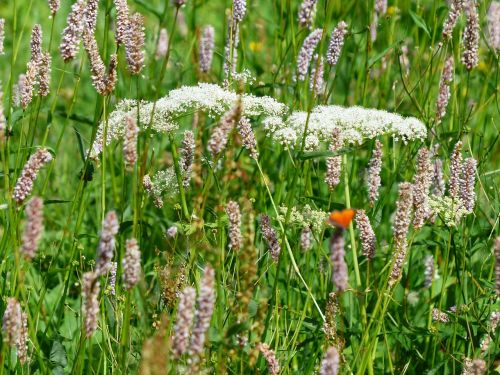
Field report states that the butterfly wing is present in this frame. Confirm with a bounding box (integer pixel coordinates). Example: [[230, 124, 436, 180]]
[[328, 209, 356, 229]]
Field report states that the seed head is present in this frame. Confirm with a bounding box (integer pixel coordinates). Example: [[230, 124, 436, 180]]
[[95, 211, 119, 276], [199, 26, 215, 73], [260, 215, 281, 262], [355, 210, 376, 259], [123, 238, 141, 290], [82, 271, 100, 337], [367, 140, 383, 205], [20, 197, 44, 261], [13, 149, 52, 203], [297, 28, 323, 81], [172, 286, 196, 357], [326, 21, 347, 66]]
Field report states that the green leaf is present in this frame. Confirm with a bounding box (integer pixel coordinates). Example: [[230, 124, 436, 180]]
[[50, 341, 68, 367], [409, 10, 431, 37], [368, 40, 401, 67]]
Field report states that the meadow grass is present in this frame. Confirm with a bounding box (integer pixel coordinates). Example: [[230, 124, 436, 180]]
[[0, 0, 499, 374]]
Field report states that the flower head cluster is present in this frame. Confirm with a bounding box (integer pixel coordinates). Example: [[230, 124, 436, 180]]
[[237, 117, 259, 159], [310, 54, 324, 95], [208, 101, 241, 157], [82, 271, 100, 337], [90, 83, 286, 158], [60, 0, 86, 62], [3, 298, 22, 346], [124, 13, 145, 75], [13, 149, 52, 203], [367, 140, 383, 205], [114, 0, 129, 45], [428, 195, 468, 227], [180, 130, 195, 187], [232, 0, 247, 23], [442, 0, 463, 40], [412, 147, 433, 229], [264, 105, 426, 150], [226, 201, 242, 251], [123, 115, 138, 171], [277, 204, 328, 234], [172, 287, 196, 357], [355, 210, 376, 259], [325, 128, 343, 190]]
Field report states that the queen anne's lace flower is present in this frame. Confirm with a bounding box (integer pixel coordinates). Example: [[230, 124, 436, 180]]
[[91, 83, 286, 158]]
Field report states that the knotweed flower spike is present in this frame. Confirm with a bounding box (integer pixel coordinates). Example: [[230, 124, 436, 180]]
[[21, 197, 44, 261], [95, 211, 119, 275], [226, 201, 242, 251], [260, 215, 281, 262], [16, 312, 28, 364], [13, 148, 52, 203], [325, 128, 343, 190], [432, 157, 446, 197], [114, 0, 129, 45], [83, 30, 118, 95], [13, 74, 26, 107], [326, 21, 347, 66], [91, 83, 285, 158], [461, 157, 477, 213], [320, 346, 340, 375], [442, 0, 463, 40], [190, 266, 216, 357], [237, 117, 259, 159], [330, 231, 348, 292], [82, 271, 100, 337], [323, 292, 337, 342], [125, 13, 145, 75], [109, 262, 117, 296], [412, 147, 432, 229], [21, 60, 38, 109], [123, 115, 138, 171], [423, 255, 434, 288], [462, 358, 487, 375], [232, 0, 247, 23], [180, 130, 195, 187], [30, 25, 43, 63], [436, 56, 454, 124], [388, 182, 413, 287], [449, 141, 463, 200], [432, 308, 450, 323], [461, 0, 479, 70], [298, 0, 317, 28], [495, 237, 500, 296], [257, 343, 280, 375], [172, 286, 196, 357], [310, 54, 324, 95], [60, 0, 86, 62], [300, 226, 312, 252], [355, 210, 376, 259], [0, 19, 4, 55], [39, 52, 52, 97], [123, 238, 141, 290], [297, 28, 323, 81], [84, 0, 99, 33], [155, 28, 168, 60], [208, 100, 242, 157], [48, 0, 60, 14], [2, 298, 22, 346], [0, 86, 5, 142], [367, 140, 383, 205], [487, 2, 500, 50], [199, 26, 215, 73]]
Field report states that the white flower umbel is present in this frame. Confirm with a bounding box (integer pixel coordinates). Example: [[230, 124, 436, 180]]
[[264, 105, 427, 150], [90, 83, 286, 158]]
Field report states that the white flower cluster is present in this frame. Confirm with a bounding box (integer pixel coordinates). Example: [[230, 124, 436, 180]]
[[90, 83, 286, 158], [428, 195, 469, 227], [277, 204, 328, 234], [263, 105, 427, 150]]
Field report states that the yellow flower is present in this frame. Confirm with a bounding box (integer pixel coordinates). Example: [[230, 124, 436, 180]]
[[387, 6, 397, 16], [249, 41, 263, 52]]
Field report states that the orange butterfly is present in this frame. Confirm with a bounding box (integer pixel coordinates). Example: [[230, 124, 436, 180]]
[[327, 208, 356, 230]]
